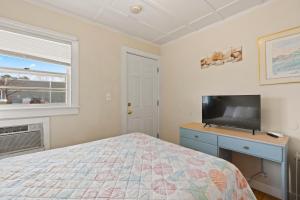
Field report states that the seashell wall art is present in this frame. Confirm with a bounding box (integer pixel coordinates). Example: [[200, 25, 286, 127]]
[[200, 46, 243, 69]]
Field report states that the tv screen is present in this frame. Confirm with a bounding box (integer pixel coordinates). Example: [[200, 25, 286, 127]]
[[202, 95, 261, 131]]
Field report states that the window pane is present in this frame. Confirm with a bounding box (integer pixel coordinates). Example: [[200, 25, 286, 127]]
[[0, 54, 67, 73], [51, 82, 66, 89], [51, 91, 66, 103], [0, 54, 68, 105], [0, 78, 50, 88], [3, 89, 50, 104], [0, 89, 66, 105], [0, 72, 65, 83]]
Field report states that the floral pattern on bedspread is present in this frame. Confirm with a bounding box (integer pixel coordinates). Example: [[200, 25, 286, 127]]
[[0, 133, 256, 200]]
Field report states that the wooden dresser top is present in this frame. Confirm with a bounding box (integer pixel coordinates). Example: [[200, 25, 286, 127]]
[[181, 122, 289, 147]]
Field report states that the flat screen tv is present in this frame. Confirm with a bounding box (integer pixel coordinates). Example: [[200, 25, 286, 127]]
[[202, 95, 261, 133]]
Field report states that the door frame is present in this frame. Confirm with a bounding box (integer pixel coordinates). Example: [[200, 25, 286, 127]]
[[121, 47, 160, 136]]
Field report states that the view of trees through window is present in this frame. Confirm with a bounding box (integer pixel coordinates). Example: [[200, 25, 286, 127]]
[[0, 54, 67, 105]]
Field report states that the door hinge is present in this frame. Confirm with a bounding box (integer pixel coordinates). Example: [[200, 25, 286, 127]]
[[156, 133, 160, 138], [157, 67, 159, 73], [157, 100, 159, 106]]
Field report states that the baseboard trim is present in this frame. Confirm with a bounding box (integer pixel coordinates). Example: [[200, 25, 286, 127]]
[[249, 179, 298, 200], [249, 179, 282, 199]]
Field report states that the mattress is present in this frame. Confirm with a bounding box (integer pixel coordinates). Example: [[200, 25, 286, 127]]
[[0, 133, 256, 200]]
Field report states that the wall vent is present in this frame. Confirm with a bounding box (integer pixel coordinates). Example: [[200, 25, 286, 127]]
[[0, 118, 49, 158]]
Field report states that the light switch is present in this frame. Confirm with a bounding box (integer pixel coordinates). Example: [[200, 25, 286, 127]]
[[105, 93, 112, 102]]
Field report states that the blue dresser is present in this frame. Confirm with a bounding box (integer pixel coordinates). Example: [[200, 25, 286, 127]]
[[180, 128, 218, 156], [180, 123, 289, 200]]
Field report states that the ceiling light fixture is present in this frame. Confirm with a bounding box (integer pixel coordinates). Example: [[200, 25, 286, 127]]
[[130, 5, 143, 14]]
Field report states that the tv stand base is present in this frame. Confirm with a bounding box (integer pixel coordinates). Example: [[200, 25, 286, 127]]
[[204, 123, 211, 128]]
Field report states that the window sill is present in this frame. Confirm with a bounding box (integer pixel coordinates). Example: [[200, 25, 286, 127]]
[[0, 106, 79, 120]]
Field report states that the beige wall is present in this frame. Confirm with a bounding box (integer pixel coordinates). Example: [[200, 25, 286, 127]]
[[1, 0, 300, 197], [160, 0, 300, 196], [0, 0, 160, 148]]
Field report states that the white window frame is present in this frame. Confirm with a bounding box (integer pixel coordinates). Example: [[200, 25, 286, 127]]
[[0, 18, 79, 119]]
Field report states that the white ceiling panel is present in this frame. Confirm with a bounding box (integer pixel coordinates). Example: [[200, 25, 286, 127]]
[[218, 0, 265, 18], [111, 0, 179, 33], [154, 37, 172, 45], [150, 0, 214, 23], [27, 0, 269, 44], [34, 0, 111, 19], [161, 26, 194, 43], [96, 9, 162, 41], [206, 0, 235, 9], [189, 13, 222, 31]]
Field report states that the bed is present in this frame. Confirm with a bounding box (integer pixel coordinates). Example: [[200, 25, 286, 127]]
[[0, 133, 256, 200]]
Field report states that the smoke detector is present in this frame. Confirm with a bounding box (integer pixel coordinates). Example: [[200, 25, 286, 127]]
[[130, 5, 143, 14]]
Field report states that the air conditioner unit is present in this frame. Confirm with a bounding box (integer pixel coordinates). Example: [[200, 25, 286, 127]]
[[0, 118, 49, 158]]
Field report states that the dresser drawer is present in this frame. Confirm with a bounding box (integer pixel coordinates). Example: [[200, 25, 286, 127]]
[[180, 128, 217, 145], [218, 136, 282, 162], [180, 137, 218, 157]]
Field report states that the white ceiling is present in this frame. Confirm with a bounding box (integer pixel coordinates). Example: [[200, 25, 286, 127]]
[[27, 0, 268, 44]]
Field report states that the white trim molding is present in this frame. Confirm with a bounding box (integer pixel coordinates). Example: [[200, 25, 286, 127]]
[[0, 106, 79, 120], [121, 47, 160, 135], [249, 179, 282, 199], [0, 17, 79, 119], [0, 17, 77, 41]]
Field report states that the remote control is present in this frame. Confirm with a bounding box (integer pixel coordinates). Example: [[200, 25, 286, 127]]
[[267, 131, 284, 138]]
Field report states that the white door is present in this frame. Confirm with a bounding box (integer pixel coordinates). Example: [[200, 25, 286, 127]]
[[126, 53, 159, 137]]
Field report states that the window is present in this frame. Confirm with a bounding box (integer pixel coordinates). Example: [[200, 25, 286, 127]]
[[0, 19, 79, 119], [0, 54, 68, 105]]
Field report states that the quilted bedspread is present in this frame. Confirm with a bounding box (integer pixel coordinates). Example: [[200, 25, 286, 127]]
[[0, 133, 256, 200]]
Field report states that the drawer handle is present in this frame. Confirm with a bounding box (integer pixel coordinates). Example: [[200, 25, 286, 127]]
[[194, 135, 199, 138], [243, 146, 250, 150]]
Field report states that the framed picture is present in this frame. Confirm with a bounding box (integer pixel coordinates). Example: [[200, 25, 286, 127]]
[[258, 26, 300, 85], [200, 46, 242, 69]]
